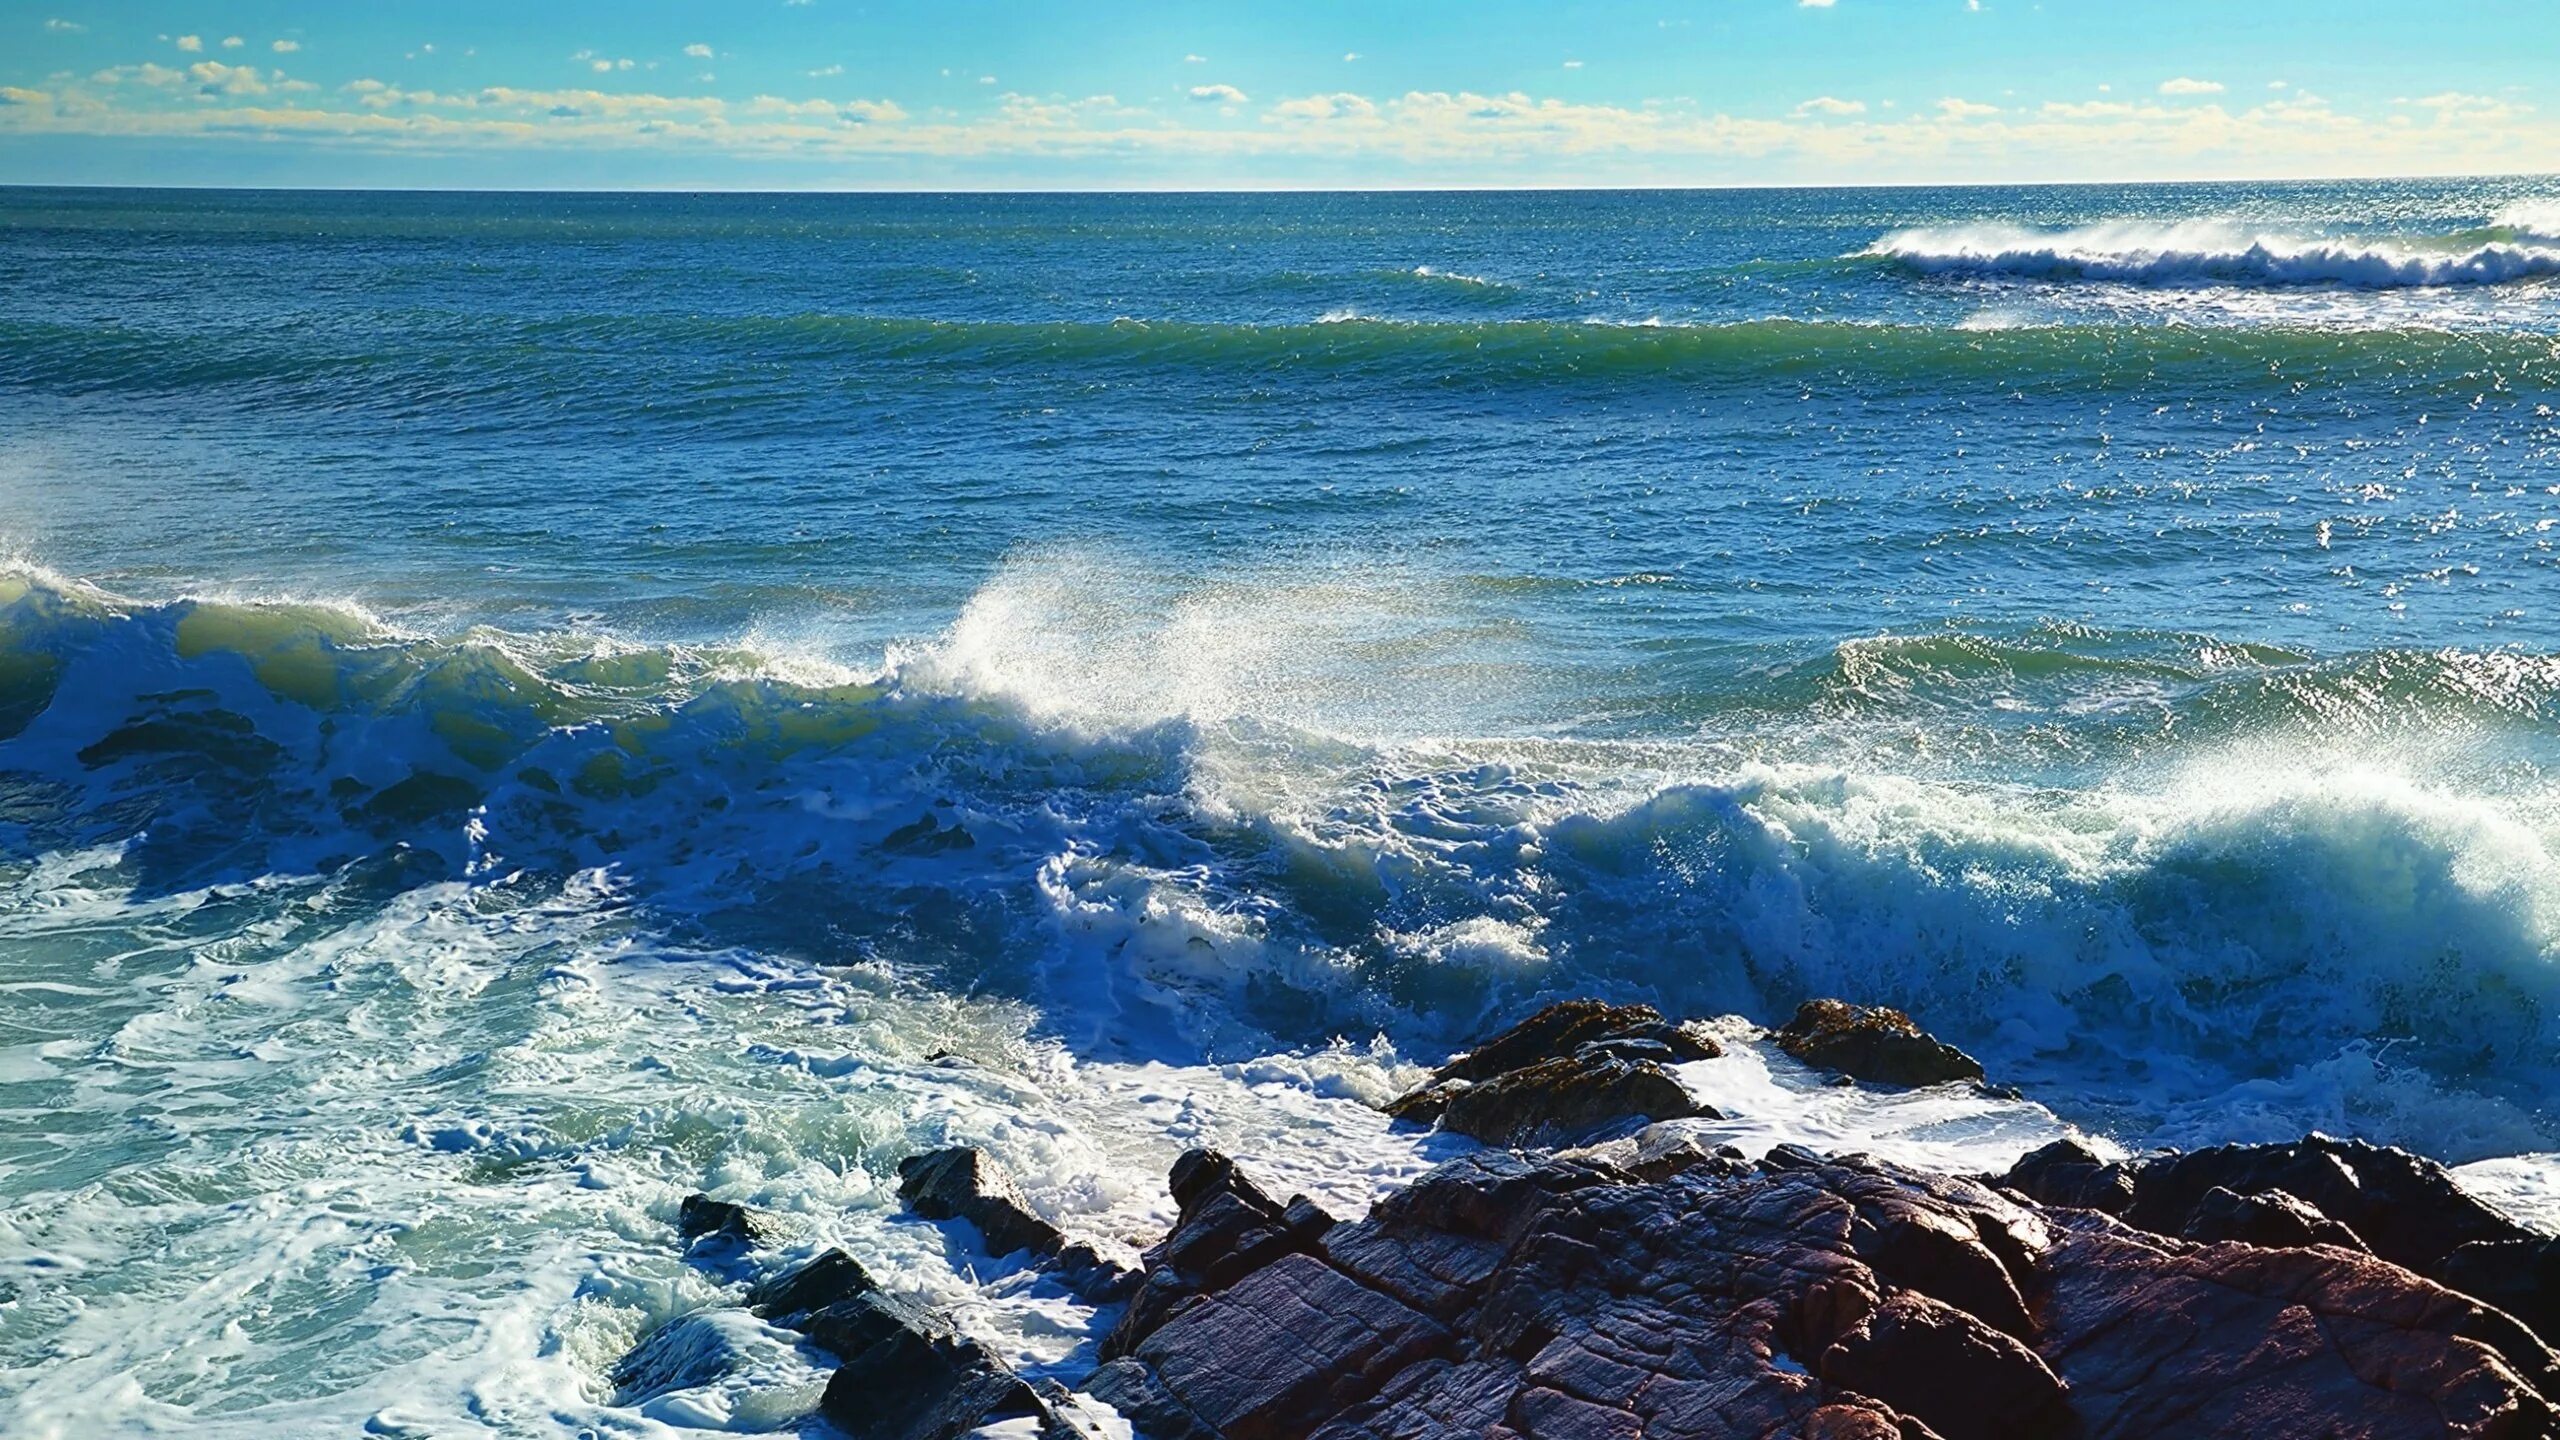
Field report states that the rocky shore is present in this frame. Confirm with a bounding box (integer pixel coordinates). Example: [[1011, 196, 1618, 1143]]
[[628, 1000, 2560, 1439]]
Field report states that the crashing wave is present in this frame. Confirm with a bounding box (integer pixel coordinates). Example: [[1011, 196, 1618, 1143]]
[[7, 565, 2560, 1155]]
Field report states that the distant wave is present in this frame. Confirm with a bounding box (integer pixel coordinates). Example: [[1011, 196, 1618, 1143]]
[[2492, 197, 2560, 240], [6, 313, 2553, 419], [1869, 217, 2560, 288]]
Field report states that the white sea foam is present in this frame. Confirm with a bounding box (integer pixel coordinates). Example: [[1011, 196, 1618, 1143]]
[[1871, 218, 2560, 288], [5, 562, 2560, 1434]]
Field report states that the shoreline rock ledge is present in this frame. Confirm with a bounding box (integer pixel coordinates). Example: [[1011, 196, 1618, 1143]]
[[630, 998, 2560, 1440], [1073, 997, 2560, 1440]]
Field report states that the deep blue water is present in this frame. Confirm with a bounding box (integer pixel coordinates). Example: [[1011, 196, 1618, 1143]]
[[4, 180, 2560, 1434]]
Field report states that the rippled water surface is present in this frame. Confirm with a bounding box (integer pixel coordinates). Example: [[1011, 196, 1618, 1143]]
[[4, 179, 2560, 1435]]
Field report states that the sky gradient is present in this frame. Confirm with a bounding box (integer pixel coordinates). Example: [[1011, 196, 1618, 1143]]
[[2, 2, 2554, 190]]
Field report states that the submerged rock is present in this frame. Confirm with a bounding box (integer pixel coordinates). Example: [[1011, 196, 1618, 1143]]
[[1771, 998, 1985, 1088], [676, 1192, 778, 1249], [1080, 1145, 2557, 1439], [2001, 1133, 2560, 1348], [1386, 1000, 1721, 1145]]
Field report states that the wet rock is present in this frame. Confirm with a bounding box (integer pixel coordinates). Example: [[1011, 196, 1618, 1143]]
[[1101, 1148, 1332, 1361], [1386, 1000, 1721, 1145], [2000, 1133, 2560, 1344], [899, 1146, 1067, 1261], [610, 1308, 791, 1406], [812, 1286, 1051, 1440], [1433, 1000, 1722, 1085], [1434, 1052, 1716, 1148], [1131, 1252, 1452, 1440], [896, 1145, 1140, 1302], [2445, 1236, 2560, 1349], [1815, 1292, 2069, 1440], [677, 1192, 777, 1248], [2179, 1185, 2368, 1252], [1772, 999, 1985, 1088], [1083, 1145, 2556, 1440], [747, 1246, 878, 1321]]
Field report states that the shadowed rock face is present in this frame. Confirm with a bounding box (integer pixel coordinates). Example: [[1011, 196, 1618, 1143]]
[[1082, 1147, 2559, 1440], [1772, 1000, 1985, 1089], [1386, 1001, 1723, 1147]]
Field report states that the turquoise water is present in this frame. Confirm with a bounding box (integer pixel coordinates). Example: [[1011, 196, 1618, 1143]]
[[4, 180, 2560, 1434]]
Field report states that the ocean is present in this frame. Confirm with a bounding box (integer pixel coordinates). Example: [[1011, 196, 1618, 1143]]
[[3, 179, 2559, 1434]]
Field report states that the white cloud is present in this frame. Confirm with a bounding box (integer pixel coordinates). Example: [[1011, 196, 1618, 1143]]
[[190, 61, 268, 96], [1184, 54, 1206, 64], [43, 18, 83, 33], [2158, 77, 2224, 95], [1799, 0, 1838, 7], [9, 63, 2557, 190], [0, 86, 48, 105], [810, 64, 842, 77], [2269, 80, 2288, 90], [1343, 52, 1360, 62], [272, 39, 300, 54], [92, 62, 187, 87], [221, 36, 243, 49], [685, 43, 713, 59], [1563, 60, 1583, 69], [175, 34, 203, 52], [1189, 83, 1248, 105], [977, 75, 995, 85], [1795, 96, 1865, 117]]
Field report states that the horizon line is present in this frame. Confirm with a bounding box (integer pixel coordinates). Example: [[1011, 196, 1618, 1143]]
[[6, 168, 2557, 199]]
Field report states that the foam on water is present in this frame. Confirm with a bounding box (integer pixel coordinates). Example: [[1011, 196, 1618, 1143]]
[[1871, 217, 2560, 288]]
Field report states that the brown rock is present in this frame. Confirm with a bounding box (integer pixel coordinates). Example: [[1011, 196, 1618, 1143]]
[[1386, 1000, 1722, 1143], [1773, 999, 1985, 1089], [1082, 1145, 2556, 1440]]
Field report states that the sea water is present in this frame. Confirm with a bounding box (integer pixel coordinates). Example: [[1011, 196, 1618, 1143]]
[[3, 179, 2560, 1434]]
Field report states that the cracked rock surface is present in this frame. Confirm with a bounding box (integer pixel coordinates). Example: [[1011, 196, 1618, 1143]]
[[1081, 1145, 2558, 1440]]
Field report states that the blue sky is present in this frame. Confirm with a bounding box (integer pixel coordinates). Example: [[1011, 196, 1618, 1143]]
[[2, 2, 2553, 189]]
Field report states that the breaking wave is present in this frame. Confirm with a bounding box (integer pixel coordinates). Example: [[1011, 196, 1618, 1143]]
[[5, 564, 2560, 1154], [1870, 215, 2560, 289]]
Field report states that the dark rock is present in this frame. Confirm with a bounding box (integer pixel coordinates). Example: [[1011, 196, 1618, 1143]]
[[1051, 1241, 1143, 1304], [2180, 1185, 2368, 1252], [1999, 1132, 2560, 1347], [1433, 1000, 1722, 1085], [676, 1192, 776, 1248], [1773, 999, 1985, 1088], [747, 1246, 877, 1321], [1434, 1052, 1716, 1148], [1102, 1149, 1331, 1361], [898, 1146, 1066, 1261], [1762, 1141, 1829, 1171], [1385, 1000, 1720, 1130], [1086, 1144, 2555, 1440], [814, 1289, 1049, 1440], [896, 1146, 1140, 1303], [1998, 1139, 2133, 1213], [1132, 1252, 1451, 1440], [2445, 1236, 2560, 1348], [1815, 1292, 2070, 1440], [610, 1309, 782, 1405]]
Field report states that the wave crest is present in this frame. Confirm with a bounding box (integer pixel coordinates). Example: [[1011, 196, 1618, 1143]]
[[1870, 218, 2560, 289]]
